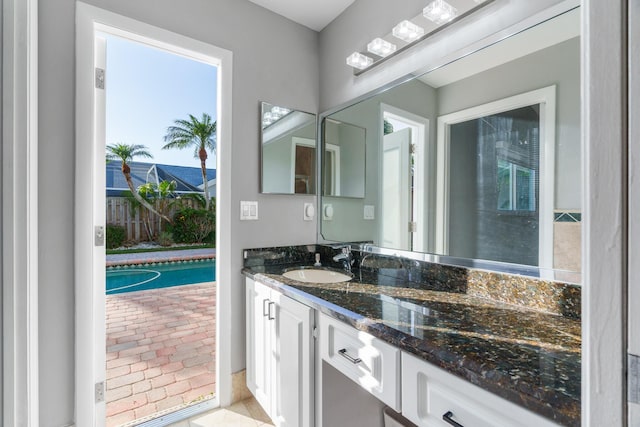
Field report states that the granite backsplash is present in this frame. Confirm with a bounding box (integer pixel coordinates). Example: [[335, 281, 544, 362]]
[[243, 243, 580, 320]]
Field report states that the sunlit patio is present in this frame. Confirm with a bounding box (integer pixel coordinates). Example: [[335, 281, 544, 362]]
[[105, 282, 216, 427]]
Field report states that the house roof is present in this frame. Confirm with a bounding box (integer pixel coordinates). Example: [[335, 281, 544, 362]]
[[106, 161, 216, 197]]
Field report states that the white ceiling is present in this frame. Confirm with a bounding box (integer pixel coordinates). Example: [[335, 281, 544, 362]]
[[247, 0, 356, 31]]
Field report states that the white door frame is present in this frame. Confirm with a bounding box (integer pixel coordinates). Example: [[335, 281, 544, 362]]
[[76, 3, 233, 425], [379, 103, 430, 252], [435, 85, 556, 269], [2, 0, 39, 425]]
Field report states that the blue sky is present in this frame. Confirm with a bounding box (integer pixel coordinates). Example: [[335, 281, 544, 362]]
[[104, 34, 218, 168]]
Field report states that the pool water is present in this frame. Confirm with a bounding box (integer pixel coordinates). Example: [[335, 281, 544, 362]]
[[106, 260, 216, 294]]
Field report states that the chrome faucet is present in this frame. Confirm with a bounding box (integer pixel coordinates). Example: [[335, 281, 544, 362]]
[[333, 246, 354, 273]]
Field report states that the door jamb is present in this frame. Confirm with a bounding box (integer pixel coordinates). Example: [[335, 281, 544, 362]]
[[75, 3, 233, 425]]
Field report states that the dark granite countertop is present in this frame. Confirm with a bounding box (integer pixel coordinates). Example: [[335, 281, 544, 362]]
[[242, 262, 580, 426]]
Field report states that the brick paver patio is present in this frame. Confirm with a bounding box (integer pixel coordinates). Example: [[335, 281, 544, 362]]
[[105, 282, 216, 427]]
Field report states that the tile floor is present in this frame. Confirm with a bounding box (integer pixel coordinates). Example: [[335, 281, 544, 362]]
[[105, 283, 216, 427], [167, 398, 274, 427]]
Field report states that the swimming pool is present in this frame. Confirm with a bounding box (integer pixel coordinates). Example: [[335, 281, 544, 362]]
[[106, 260, 216, 294]]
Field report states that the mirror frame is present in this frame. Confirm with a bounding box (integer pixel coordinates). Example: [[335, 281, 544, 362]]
[[260, 101, 318, 195], [316, 5, 582, 283]]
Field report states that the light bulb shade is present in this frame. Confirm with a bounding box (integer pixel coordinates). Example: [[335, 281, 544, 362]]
[[271, 106, 290, 117], [423, 0, 458, 25], [346, 51, 374, 70], [367, 38, 397, 57], [392, 20, 425, 43]]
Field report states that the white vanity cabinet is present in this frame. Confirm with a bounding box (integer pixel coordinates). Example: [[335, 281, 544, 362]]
[[319, 312, 401, 412], [401, 351, 559, 427], [246, 278, 315, 427]]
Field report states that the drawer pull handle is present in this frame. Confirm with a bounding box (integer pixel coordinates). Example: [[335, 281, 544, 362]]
[[268, 301, 276, 320], [338, 348, 361, 364], [442, 411, 464, 427], [263, 299, 270, 317]]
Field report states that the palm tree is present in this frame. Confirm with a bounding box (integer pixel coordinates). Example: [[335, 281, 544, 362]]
[[162, 113, 216, 210], [106, 143, 171, 223]]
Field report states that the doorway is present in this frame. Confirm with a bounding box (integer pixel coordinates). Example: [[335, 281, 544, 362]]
[[102, 32, 218, 426], [379, 104, 430, 252], [76, 4, 233, 427]]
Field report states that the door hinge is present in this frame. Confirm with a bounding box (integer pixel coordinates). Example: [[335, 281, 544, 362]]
[[95, 225, 105, 247], [408, 221, 417, 233], [410, 143, 416, 154], [95, 67, 105, 89], [312, 327, 318, 339], [95, 381, 105, 403], [630, 353, 640, 403]]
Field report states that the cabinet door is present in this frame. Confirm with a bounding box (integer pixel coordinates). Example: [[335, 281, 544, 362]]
[[246, 279, 273, 415], [402, 352, 558, 427], [272, 292, 314, 427]]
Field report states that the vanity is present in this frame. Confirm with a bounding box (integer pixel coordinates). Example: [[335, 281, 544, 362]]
[[242, 245, 580, 427], [251, 2, 582, 426]]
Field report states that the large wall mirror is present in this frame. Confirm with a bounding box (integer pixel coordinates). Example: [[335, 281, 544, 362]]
[[322, 119, 366, 198], [261, 102, 317, 194], [320, 7, 581, 280]]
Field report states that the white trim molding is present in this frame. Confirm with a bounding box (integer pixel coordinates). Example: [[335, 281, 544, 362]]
[[76, 3, 233, 425], [2, 0, 39, 425], [435, 85, 556, 270], [582, 0, 627, 425], [379, 103, 430, 252]]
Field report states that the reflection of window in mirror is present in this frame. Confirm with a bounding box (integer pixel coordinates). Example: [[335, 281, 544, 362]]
[[439, 89, 553, 269], [497, 159, 536, 212]]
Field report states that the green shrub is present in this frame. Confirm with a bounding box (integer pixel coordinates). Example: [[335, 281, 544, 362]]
[[170, 207, 215, 244], [157, 231, 174, 247], [106, 224, 126, 249]]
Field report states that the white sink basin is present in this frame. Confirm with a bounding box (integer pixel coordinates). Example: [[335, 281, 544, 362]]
[[282, 268, 352, 284]]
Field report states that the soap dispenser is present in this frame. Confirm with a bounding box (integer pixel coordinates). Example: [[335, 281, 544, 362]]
[[314, 253, 322, 267]]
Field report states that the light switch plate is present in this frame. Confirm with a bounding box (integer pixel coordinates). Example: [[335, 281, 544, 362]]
[[364, 205, 375, 220], [240, 201, 258, 220]]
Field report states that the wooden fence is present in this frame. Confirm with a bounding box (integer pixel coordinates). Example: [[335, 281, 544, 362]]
[[106, 197, 200, 242]]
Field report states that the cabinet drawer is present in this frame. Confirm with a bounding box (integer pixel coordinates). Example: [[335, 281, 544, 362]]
[[402, 352, 559, 427], [319, 313, 400, 411]]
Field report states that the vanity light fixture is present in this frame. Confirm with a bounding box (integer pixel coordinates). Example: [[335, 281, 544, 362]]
[[367, 38, 397, 57], [262, 105, 292, 128], [346, 0, 494, 74], [346, 51, 374, 70], [423, 0, 457, 25], [392, 20, 425, 43]]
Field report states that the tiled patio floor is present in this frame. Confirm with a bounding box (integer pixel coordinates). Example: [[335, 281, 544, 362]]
[[106, 283, 216, 427]]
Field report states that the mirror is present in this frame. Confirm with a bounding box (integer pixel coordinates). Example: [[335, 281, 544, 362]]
[[320, 7, 581, 277], [322, 119, 366, 198], [261, 102, 317, 194]]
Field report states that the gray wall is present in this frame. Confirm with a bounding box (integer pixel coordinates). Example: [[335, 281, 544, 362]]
[[262, 139, 294, 193], [438, 37, 581, 210], [39, 1, 318, 425]]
